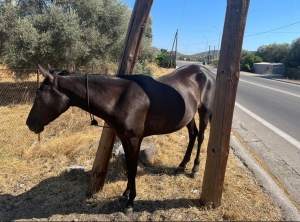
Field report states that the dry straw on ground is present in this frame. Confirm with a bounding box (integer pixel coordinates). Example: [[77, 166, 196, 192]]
[[0, 64, 282, 221]]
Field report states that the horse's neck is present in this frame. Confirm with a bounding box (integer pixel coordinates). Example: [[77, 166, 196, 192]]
[[57, 74, 122, 118]]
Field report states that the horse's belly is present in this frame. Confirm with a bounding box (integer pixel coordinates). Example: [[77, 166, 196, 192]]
[[144, 111, 192, 136], [143, 121, 177, 136]]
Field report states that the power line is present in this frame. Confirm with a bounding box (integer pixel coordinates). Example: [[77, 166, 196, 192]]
[[178, 0, 187, 30], [175, 20, 300, 49], [245, 21, 300, 37], [179, 29, 218, 33]]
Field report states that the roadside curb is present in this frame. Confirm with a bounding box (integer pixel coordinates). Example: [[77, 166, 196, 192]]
[[273, 78, 300, 86], [239, 71, 300, 85], [230, 134, 300, 221]]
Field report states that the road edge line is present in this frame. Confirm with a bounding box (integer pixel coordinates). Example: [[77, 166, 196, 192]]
[[235, 102, 300, 150]]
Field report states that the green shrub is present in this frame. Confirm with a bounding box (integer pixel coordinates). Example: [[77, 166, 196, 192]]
[[155, 52, 169, 68], [240, 51, 262, 72], [134, 60, 154, 77], [282, 37, 300, 80], [283, 67, 300, 80]]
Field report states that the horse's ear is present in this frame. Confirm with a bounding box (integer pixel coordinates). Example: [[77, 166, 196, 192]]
[[48, 64, 54, 72], [38, 64, 54, 81]]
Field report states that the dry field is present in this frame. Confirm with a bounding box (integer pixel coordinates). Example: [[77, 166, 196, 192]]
[[0, 64, 282, 221]]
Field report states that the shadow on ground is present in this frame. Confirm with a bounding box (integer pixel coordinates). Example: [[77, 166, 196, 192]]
[[0, 164, 201, 221]]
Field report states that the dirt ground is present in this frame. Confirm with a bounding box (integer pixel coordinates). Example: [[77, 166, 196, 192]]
[[0, 140, 282, 221]]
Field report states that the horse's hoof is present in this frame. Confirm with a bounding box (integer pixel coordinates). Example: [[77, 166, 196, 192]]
[[192, 171, 200, 178], [124, 206, 134, 217]]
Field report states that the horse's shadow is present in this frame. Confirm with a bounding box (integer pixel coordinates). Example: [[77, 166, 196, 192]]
[[0, 163, 201, 221]]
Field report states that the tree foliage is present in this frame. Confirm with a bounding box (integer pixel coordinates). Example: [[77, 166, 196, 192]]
[[256, 43, 290, 63], [283, 37, 300, 69], [0, 0, 157, 78], [133, 17, 159, 76], [240, 50, 262, 72], [155, 52, 169, 68], [155, 49, 175, 68], [283, 37, 300, 79]]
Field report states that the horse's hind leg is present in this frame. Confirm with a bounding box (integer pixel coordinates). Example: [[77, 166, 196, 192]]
[[178, 118, 198, 172], [192, 109, 210, 178]]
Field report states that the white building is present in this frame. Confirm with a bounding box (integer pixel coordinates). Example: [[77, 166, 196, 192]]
[[253, 62, 285, 75]]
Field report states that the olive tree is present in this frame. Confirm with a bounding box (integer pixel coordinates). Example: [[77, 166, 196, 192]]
[[0, 0, 157, 78], [256, 43, 290, 63], [240, 50, 262, 72], [283, 37, 300, 79]]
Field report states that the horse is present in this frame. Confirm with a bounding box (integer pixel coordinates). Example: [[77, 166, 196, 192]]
[[26, 64, 216, 216]]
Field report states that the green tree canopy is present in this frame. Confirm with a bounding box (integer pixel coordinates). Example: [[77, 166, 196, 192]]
[[256, 43, 290, 63], [0, 0, 156, 78], [284, 37, 300, 69], [283, 37, 300, 79], [240, 50, 262, 72]]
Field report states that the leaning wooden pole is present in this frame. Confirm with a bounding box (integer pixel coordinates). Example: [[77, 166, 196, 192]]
[[200, 0, 250, 207], [87, 0, 154, 196]]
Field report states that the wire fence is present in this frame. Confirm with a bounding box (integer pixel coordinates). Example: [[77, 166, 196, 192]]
[[0, 67, 105, 153]]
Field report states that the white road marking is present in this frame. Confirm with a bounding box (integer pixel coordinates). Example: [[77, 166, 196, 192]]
[[235, 102, 300, 150], [240, 79, 300, 98]]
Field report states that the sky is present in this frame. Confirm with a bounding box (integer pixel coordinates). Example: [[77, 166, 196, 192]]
[[123, 0, 300, 55]]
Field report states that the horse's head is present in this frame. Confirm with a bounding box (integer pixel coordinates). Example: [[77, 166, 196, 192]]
[[26, 65, 70, 134]]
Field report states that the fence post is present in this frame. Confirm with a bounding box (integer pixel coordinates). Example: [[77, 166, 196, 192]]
[[200, 0, 250, 207], [88, 0, 154, 196]]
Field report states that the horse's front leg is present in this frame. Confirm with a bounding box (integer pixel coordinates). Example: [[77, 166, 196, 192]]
[[192, 110, 210, 178], [178, 118, 198, 172], [121, 137, 142, 216]]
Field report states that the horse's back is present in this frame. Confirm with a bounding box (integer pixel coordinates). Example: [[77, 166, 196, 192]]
[[157, 64, 215, 106], [157, 64, 214, 89], [119, 75, 186, 135], [117, 65, 216, 136], [157, 64, 216, 125]]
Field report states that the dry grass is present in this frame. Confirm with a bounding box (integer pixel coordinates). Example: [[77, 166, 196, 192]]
[[0, 64, 282, 221], [150, 63, 175, 78]]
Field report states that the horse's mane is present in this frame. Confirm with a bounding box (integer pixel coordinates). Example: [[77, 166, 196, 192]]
[[53, 69, 153, 80], [52, 69, 112, 78]]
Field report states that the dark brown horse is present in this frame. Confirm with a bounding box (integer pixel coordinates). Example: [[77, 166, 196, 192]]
[[26, 64, 216, 216]]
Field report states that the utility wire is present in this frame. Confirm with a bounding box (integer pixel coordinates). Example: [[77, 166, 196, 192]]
[[176, 20, 300, 49], [245, 21, 300, 37], [178, 0, 187, 30]]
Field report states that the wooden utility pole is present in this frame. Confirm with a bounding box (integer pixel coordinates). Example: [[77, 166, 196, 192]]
[[208, 45, 211, 64], [213, 46, 216, 60], [168, 29, 178, 68], [175, 29, 178, 66], [200, 0, 250, 207], [88, 0, 154, 196]]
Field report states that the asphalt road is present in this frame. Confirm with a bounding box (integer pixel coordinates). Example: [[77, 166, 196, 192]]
[[176, 61, 300, 205]]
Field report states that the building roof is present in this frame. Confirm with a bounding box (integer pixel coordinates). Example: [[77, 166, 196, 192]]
[[253, 62, 283, 65]]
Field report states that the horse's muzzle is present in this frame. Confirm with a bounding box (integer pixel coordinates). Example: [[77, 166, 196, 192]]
[[26, 119, 44, 134]]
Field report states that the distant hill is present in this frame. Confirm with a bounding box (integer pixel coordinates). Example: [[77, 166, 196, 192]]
[[175, 50, 257, 60], [173, 50, 256, 61], [176, 50, 220, 61]]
